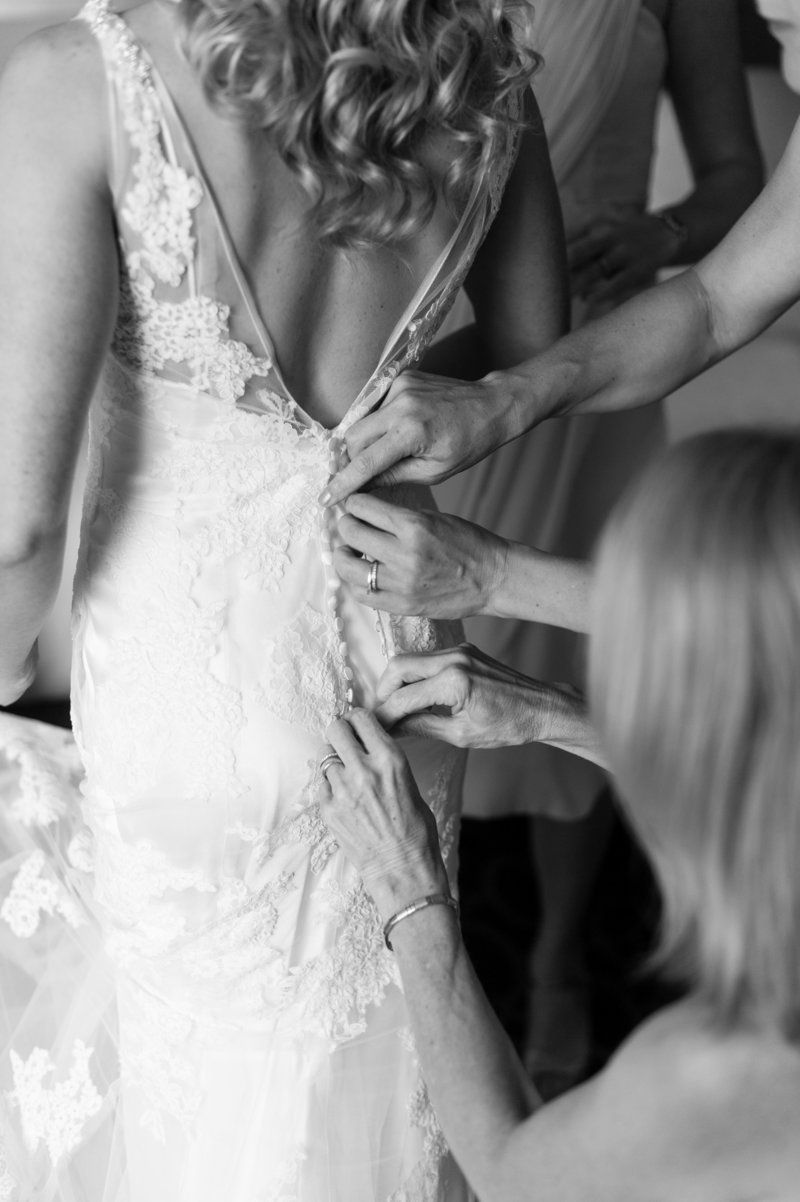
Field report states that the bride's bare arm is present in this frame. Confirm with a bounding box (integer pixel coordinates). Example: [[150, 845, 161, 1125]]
[[0, 26, 117, 703]]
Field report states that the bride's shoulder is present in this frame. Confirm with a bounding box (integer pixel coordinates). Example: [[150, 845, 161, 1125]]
[[1, 17, 103, 95], [0, 20, 109, 184]]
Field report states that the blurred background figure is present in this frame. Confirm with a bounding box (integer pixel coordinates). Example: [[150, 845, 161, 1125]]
[[430, 0, 763, 1099], [320, 429, 800, 1202]]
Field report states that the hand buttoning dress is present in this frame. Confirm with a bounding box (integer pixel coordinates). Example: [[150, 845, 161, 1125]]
[[0, 3, 519, 1198]]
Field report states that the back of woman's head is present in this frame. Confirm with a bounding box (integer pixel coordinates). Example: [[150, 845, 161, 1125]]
[[589, 430, 800, 1042], [176, 0, 538, 248]]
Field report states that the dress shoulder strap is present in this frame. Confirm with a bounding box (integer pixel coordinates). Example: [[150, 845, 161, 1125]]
[[75, 0, 203, 295], [77, 0, 163, 144]]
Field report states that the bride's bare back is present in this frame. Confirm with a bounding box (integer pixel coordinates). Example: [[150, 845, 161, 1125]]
[[124, 1, 462, 427]]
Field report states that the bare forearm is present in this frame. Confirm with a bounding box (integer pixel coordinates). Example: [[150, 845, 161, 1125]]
[[490, 269, 719, 437], [488, 541, 591, 632], [0, 527, 65, 701], [389, 903, 538, 1201], [514, 680, 605, 767]]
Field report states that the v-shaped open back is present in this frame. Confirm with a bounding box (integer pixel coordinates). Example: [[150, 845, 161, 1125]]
[[84, 0, 518, 433], [0, 7, 526, 1199]]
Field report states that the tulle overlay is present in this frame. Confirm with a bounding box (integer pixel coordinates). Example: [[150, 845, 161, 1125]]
[[0, 0, 518, 1196]]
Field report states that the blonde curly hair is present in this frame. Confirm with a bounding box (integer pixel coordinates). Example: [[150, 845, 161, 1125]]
[[176, 0, 539, 247]]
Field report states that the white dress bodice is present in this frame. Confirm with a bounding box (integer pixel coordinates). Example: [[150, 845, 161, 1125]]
[[0, 3, 518, 1198]]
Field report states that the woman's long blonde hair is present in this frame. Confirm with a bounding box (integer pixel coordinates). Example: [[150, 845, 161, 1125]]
[[176, 0, 539, 247], [589, 431, 800, 1042]]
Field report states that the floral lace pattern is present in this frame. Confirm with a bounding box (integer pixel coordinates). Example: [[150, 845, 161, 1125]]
[[150, 404, 329, 592], [0, 0, 511, 1193], [283, 879, 396, 1042], [118, 984, 202, 1143], [265, 799, 339, 877], [178, 869, 297, 1016], [0, 1130, 16, 1201], [254, 604, 350, 737], [262, 1146, 308, 1202], [114, 270, 271, 404], [390, 1076, 449, 1202], [0, 721, 81, 829], [82, 0, 272, 404], [99, 598, 244, 805], [93, 834, 217, 967], [389, 1030, 453, 1202], [9, 1041, 103, 1167], [1, 851, 84, 939]]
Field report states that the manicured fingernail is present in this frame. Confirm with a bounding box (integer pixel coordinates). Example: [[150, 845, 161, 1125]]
[[319, 489, 331, 505]]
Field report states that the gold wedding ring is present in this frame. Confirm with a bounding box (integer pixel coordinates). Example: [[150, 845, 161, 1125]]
[[366, 560, 379, 595]]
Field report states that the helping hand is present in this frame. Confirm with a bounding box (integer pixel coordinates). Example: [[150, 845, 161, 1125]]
[[318, 708, 449, 919], [321, 369, 515, 507], [374, 643, 587, 752], [335, 493, 508, 618]]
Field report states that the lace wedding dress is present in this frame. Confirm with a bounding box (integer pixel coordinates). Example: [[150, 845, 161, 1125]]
[[0, 3, 517, 1199]]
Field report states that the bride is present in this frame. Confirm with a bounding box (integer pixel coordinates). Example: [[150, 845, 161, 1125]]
[[0, 1, 566, 1198]]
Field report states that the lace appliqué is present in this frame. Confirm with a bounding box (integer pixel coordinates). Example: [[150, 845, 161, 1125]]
[[118, 985, 202, 1143], [267, 800, 339, 877], [235, 798, 339, 881], [0, 1130, 15, 1201], [1, 851, 84, 939], [389, 1075, 450, 1202], [102, 599, 243, 804], [153, 406, 328, 592], [0, 721, 82, 829], [8, 1040, 102, 1167], [94, 835, 216, 965], [284, 880, 396, 1042], [390, 1030, 452, 1202], [404, 281, 469, 368], [254, 605, 350, 737], [82, 0, 200, 284], [80, 0, 272, 404], [115, 269, 271, 405], [261, 1145, 308, 1202], [488, 92, 522, 223], [178, 869, 296, 1017]]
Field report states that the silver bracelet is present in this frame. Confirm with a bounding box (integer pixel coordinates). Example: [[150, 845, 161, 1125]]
[[383, 893, 459, 951]]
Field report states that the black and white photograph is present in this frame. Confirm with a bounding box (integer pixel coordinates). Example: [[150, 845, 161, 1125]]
[[0, 1, 799, 1199]]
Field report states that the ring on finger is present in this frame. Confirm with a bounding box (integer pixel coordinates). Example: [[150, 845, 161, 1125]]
[[366, 559, 379, 596], [319, 751, 344, 776]]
